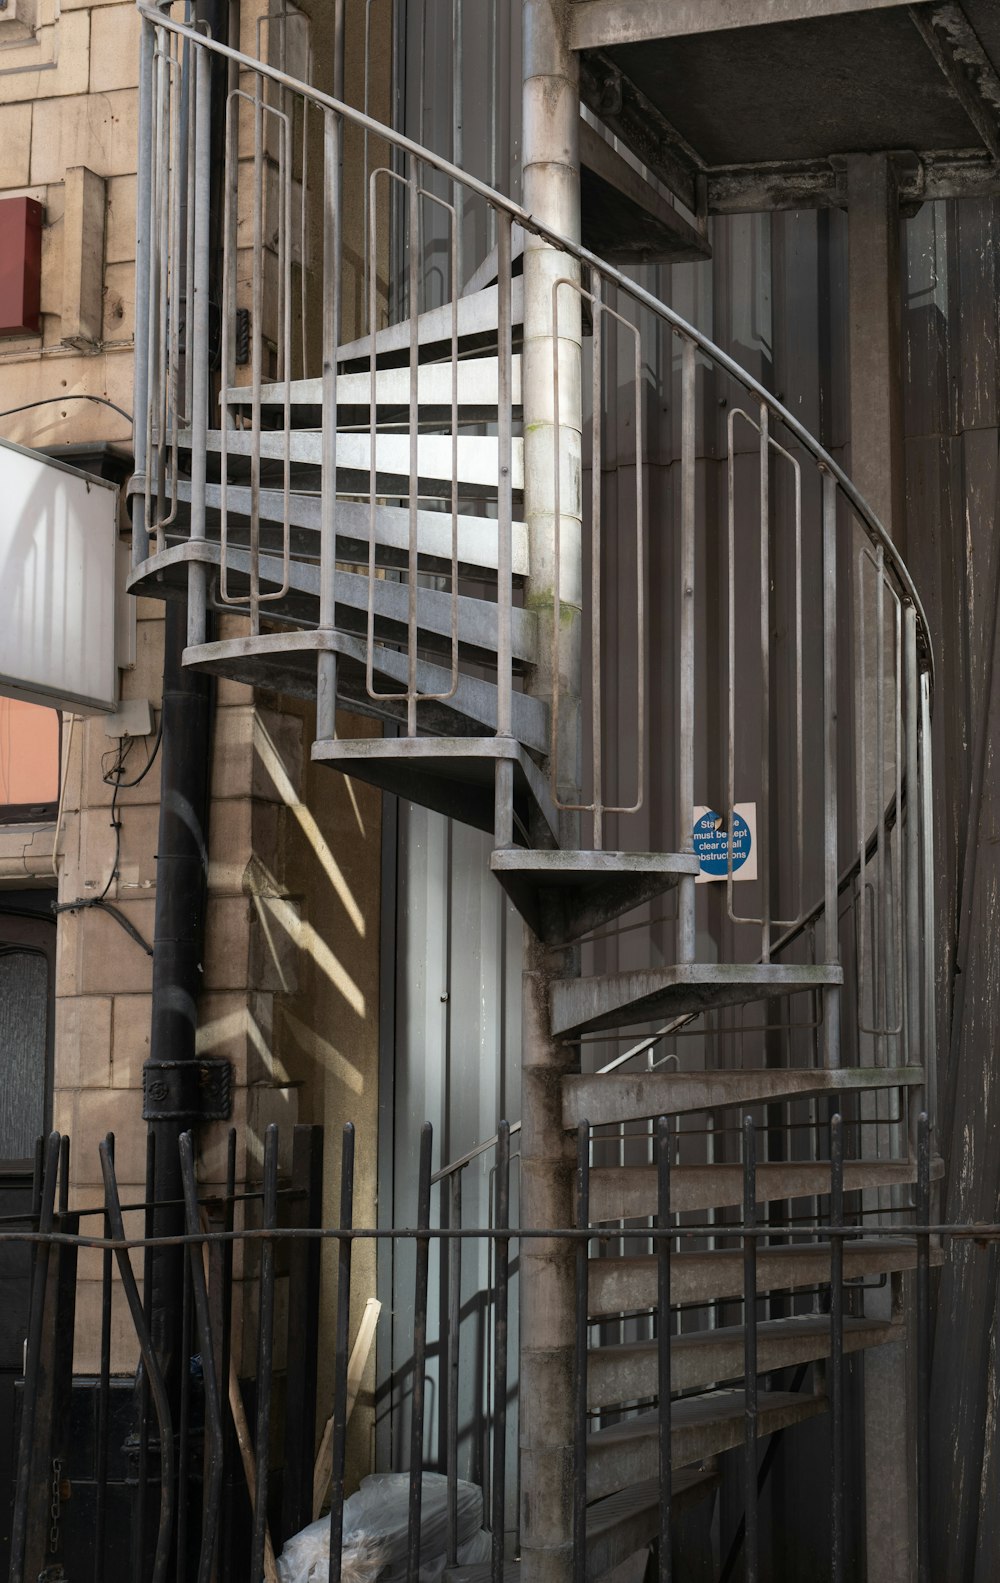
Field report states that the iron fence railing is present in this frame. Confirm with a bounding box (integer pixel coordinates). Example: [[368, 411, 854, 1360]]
[[2, 1114, 973, 1583]]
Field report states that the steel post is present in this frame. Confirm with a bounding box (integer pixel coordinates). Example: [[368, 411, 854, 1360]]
[[847, 151, 913, 1583], [519, 8, 583, 1579]]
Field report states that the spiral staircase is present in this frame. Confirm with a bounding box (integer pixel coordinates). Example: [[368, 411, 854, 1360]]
[[129, 6, 939, 1574]]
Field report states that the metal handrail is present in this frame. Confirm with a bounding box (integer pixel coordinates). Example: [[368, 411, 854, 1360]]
[[134, 1, 933, 687], [430, 1122, 521, 1185]]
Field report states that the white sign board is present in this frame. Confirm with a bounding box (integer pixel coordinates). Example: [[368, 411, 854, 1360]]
[[0, 438, 118, 713], [693, 803, 758, 883]]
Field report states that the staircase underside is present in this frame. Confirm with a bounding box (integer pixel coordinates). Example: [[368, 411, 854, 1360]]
[[587, 1240, 943, 1316], [588, 1314, 898, 1407], [587, 1388, 827, 1502], [551, 962, 843, 1037], [588, 1156, 944, 1219], [490, 847, 701, 945], [563, 1064, 925, 1125], [313, 736, 558, 846]]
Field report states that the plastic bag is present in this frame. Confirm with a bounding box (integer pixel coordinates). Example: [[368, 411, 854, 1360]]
[[277, 1473, 485, 1583]]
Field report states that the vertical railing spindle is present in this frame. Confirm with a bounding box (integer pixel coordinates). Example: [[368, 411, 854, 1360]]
[[656, 1115, 672, 1583], [328, 1123, 355, 1583], [743, 1115, 758, 1582], [407, 1124, 434, 1583], [830, 1113, 844, 1583]]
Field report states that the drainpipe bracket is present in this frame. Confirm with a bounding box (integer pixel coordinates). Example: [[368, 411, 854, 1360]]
[[142, 1057, 233, 1122]]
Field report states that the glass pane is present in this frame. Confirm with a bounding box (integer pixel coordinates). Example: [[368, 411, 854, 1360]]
[[0, 951, 47, 1158], [0, 699, 59, 810]]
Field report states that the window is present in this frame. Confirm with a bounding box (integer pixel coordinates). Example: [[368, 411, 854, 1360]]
[[0, 699, 59, 823]]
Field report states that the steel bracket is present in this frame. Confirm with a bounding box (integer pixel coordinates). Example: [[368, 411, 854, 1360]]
[[142, 1058, 233, 1122]]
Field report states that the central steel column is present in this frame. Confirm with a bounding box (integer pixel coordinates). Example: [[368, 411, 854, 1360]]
[[519, 4, 583, 1582], [847, 151, 914, 1583]]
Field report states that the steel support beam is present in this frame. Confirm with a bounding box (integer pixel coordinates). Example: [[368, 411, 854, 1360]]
[[520, 5, 583, 1583], [847, 153, 906, 547], [847, 150, 913, 1583], [578, 50, 703, 213], [572, 0, 919, 52], [909, 4, 1000, 164]]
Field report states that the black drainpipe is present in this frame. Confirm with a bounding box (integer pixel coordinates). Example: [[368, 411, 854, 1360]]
[[145, 600, 213, 1388], [142, 0, 227, 1407]]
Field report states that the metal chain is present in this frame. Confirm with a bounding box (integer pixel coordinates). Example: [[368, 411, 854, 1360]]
[[48, 1457, 62, 1555]]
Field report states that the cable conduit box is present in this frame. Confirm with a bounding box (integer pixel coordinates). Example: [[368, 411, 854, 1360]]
[[0, 197, 43, 338]]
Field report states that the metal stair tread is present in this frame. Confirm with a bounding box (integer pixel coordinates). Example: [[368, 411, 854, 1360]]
[[189, 427, 524, 494], [586, 1388, 826, 1499], [587, 1313, 898, 1406], [313, 736, 559, 848], [182, 630, 548, 750], [128, 540, 537, 668], [562, 1063, 924, 1125], [225, 353, 523, 414], [588, 1156, 945, 1219], [337, 278, 523, 366], [551, 962, 844, 1037], [442, 1470, 718, 1583], [490, 849, 701, 945], [142, 479, 530, 578], [587, 1238, 943, 1315]]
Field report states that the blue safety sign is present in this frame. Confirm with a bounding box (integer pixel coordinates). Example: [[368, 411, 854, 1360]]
[[693, 807, 753, 879]]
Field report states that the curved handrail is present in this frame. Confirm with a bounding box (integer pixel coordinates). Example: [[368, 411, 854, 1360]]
[[135, 1, 934, 689]]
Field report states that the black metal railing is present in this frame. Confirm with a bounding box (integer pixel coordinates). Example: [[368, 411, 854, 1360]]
[[1, 1111, 967, 1583]]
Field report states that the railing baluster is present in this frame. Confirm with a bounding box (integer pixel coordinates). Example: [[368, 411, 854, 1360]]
[[743, 1115, 758, 1582], [656, 1115, 672, 1583], [916, 1111, 931, 1583], [407, 1123, 434, 1583], [250, 1124, 279, 1583], [446, 1171, 462, 1567], [573, 1121, 590, 1583], [328, 1122, 355, 1583], [218, 1126, 237, 1583], [822, 471, 841, 1068], [678, 336, 696, 962], [317, 103, 342, 742], [94, 1132, 114, 1583], [178, 1133, 224, 1583], [830, 1113, 844, 1583], [99, 1136, 175, 1583], [758, 401, 771, 959], [492, 1122, 511, 1583], [135, 1129, 156, 1583]]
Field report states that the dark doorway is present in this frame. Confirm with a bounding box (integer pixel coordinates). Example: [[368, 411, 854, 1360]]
[[0, 891, 55, 1577]]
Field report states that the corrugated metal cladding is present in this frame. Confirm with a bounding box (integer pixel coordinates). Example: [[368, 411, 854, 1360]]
[[379, 5, 1000, 1568]]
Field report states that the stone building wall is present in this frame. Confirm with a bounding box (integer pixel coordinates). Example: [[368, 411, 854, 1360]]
[[0, 0, 386, 1490]]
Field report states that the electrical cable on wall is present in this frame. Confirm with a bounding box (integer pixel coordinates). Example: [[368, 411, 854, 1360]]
[[53, 715, 163, 955]]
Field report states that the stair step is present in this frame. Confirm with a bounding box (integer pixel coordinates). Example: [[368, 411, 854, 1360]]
[[183, 630, 548, 749], [146, 480, 530, 579], [583, 1469, 717, 1582], [588, 1313, 898, 1407], [589, 1157, 945, 1220], [442, 1468, 717, 1583], [550, 962, 842, 1038], [192, 428, 523, 495], [587, 1388, 826, 1502], [490, 849, 700, 945], [587, 1239, 942, 1316], [337, 279, 523, 367], [129, 540, 537, 670], [226, 354, 523, 417], [312, 736, 559, 849], [563, 1064, 924, 1127]]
